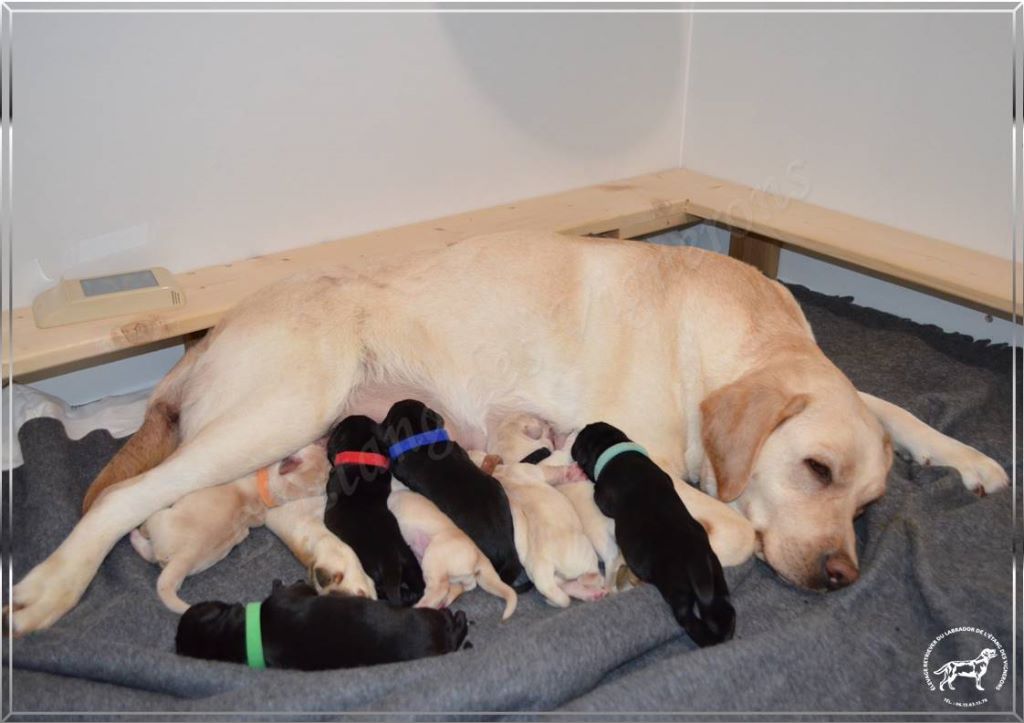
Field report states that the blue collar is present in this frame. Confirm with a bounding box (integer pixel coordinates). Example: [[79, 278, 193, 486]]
[[388, 428, 450, 459]]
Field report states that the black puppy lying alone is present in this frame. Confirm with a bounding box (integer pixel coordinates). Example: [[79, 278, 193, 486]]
[[323, 414, 424, 606], [381, 399, 528, 590], [176, 580, 468, 670], [572, 422, 735, 647]]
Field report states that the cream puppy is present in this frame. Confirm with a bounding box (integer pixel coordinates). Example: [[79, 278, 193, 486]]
[[490, 415, 622, 586], [129, 442, 335, 613], [388, 482, 517, 620], [473, 448, 605, 607]]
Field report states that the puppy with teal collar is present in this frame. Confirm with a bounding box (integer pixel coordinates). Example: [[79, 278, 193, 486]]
[[571, 422, 735, 647]]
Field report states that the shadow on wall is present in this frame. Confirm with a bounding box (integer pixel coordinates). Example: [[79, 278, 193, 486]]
[[439, 13, 682, 156]]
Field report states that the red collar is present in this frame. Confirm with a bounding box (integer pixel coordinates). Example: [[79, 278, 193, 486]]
[[333, 451, 390, 469]]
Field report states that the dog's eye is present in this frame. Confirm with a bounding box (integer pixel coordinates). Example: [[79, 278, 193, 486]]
[[805, 458, 833, 485]]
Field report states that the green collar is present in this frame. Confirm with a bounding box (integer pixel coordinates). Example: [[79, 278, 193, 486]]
[[593, 441, 649, 480], [245, 602, 266, 669]]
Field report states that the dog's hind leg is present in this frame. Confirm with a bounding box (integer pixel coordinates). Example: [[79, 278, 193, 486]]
[[6, 392, 351, 635], [82, 341, 204, 513]]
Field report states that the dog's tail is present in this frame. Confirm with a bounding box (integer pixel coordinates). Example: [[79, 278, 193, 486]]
[[81, 337, 207, 513], [933, 662, 953, 676], [156, 558, 193, 614], [475, 559, 518, 621]]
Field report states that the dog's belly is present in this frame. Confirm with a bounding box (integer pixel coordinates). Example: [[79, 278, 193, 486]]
[[344, 382, 489, 449]]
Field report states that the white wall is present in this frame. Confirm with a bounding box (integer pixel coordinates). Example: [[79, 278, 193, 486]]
[[682, 11, 1017, 344], [15, 11, 689, 404], [16, 10, 1018, 405]]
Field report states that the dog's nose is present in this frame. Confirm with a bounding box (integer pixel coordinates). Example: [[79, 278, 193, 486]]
[[823, 553, 859, 590]]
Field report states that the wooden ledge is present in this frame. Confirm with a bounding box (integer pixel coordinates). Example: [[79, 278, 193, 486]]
[[3, 168, 1019, 380]]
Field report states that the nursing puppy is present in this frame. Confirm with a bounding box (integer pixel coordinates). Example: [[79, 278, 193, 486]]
[[381, 399, 527, 590], [388, 485, 517, 619], [176, 579, 468, 670], [572, 422, 735, 647], [129, 442, 330, 613], [324, 415, 424, 606], [491, 414, 621, 585], [486, 459, 605, 607]]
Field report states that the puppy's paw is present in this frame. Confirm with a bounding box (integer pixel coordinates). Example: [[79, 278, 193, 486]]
[[560, 572, 607, 601]]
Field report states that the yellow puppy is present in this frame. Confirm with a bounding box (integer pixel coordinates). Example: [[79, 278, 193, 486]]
[[129, 442, 332, 613]]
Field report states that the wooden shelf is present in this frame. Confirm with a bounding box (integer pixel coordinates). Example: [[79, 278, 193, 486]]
[[4, 168, 1019, 381]]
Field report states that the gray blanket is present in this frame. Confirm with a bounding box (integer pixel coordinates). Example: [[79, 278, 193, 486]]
[[3, 285, 1019, 719]]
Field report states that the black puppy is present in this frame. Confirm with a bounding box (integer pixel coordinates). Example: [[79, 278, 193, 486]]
[[571, 422, 735, 647], [323, 414, 424, 606], [381, 399, 528, 590], [176, 580, 468, 670]]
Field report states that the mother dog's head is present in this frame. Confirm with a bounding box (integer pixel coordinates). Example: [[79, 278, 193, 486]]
[[700, 362, 892, 591]]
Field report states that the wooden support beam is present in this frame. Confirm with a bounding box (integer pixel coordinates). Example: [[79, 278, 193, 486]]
[[729, 232, 781, 278]]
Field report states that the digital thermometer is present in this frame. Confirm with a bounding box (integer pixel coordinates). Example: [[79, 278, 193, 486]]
[[32, 267, 185, 328]]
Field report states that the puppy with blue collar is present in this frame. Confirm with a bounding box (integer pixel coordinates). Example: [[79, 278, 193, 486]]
[[571, 422, 735, 647], [381, 399, 528, 590]]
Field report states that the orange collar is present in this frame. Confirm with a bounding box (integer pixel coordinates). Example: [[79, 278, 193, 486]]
[[256, 467, 277, 508]]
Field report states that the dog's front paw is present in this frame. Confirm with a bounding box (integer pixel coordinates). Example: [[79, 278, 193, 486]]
[[4, 555, 90, 636], [930, 443, 1008, 496]]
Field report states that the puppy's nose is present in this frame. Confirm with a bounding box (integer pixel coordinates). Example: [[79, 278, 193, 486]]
[[823, 553, 859, 590]]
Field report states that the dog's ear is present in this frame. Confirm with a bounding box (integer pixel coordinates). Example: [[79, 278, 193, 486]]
[[701, 372, 808, 502]]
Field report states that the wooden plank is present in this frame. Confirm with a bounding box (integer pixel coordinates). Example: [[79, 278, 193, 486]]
[[629, 169, 1022, 318], [3, 167, 1019, 380], [0, 180, 703, 379], [729, 231, 781, 278]]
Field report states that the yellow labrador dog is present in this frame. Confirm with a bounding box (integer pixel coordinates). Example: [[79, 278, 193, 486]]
[[5, 231, 1008, 634]]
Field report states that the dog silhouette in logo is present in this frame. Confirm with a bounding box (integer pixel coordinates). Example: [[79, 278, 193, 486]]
[[933, 648, 997, 691]]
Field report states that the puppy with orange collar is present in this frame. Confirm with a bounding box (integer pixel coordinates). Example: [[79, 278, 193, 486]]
[[129, 441, 365, 613]]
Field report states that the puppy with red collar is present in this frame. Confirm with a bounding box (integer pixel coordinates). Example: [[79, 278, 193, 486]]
[[323, 414, 425, 606]]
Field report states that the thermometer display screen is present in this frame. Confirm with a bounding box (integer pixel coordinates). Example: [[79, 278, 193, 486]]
[[80, 270, 159, 297]]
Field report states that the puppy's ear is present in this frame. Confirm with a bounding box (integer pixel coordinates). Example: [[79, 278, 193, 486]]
[[277, 455, 301, 476], [700, 372, 808, 502], [479, 454, 502, 476]]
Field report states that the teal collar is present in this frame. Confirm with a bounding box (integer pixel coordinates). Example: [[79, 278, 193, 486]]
[[245, 602, 266, 669], [593, 441, 649, 480]]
